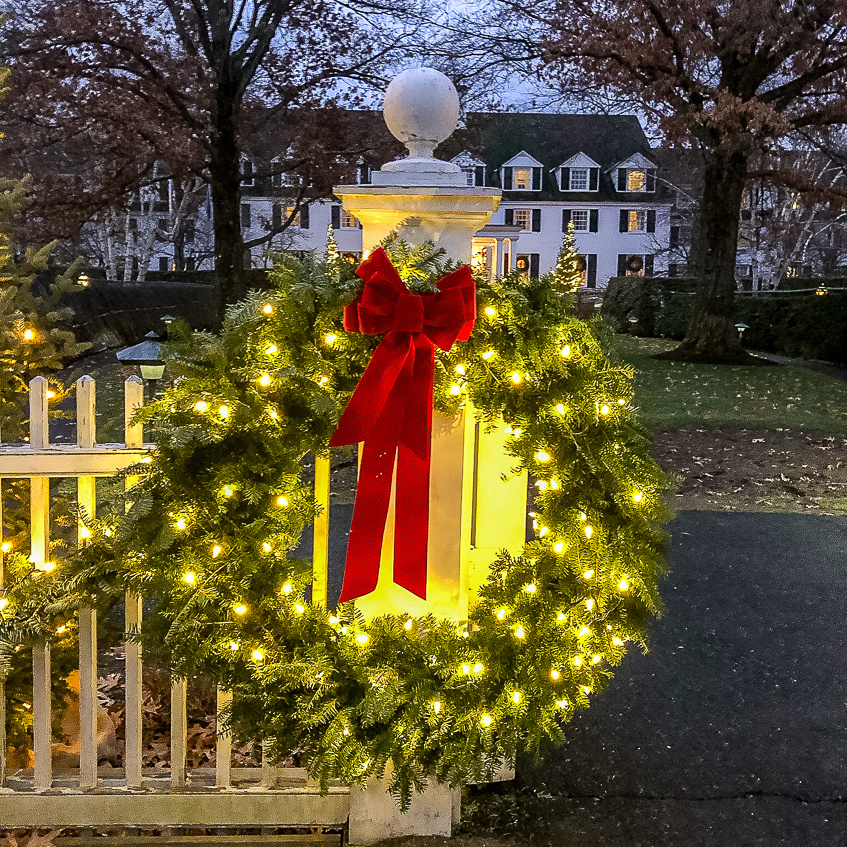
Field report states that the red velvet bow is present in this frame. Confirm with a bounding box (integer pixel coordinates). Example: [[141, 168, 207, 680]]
[[329, 248, 475, 602]]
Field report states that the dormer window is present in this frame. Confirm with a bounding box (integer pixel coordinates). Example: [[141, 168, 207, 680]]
[[615, 162, 657, 192], [501, 152, 543, 192], [627, 169, 645, 191], [356, 163, 371, 185], [451, 152, 487, 187], [558, 154, 600, 192]]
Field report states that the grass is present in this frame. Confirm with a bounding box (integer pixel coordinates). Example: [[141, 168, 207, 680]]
[[611, 336, 847, 434]]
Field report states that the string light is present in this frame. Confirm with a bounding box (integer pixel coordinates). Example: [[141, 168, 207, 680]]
[[262, 541, 272, 553], [524, 583, 537, 593], [586, 598, 595, 611], [234, 604, 247, 615], [462, 663, 471, 674], [183, 571, 196, 585], [513, 427, 522, 438], [432, 700, 442, 714], [557, 612, 566, 621], [79, 526, 91, 539], [484, 306, 496, 317], [481, 714, 493, 727], [262, 304, 273, 315], [282, 583, 292, 594], [584, 525, 593, 540], [592, 654, 602, 664], [556, 699, 568, 709], [600, 404, 610, 416], [267, 408, 278, 420], [46, 390, 55, 399], [496, 608, 508, 620], [455, 364, 466, 376], [554, 541, 564, 553], [550, 669, 560, 680], [482, 350, 495, 360], [573, 656, 582, 667], [42, 561, 57, 572], [618, 579, 629, 592], [539, 526, 549, 537], [295, 603, 305, 614], [319, 376, 329, 386], [536, 450, 551, 462], [618, 398, 627, 406], [324, 333, 338, 344], [23, 328, 35, 341], [583, 569, 595, 580], [229, 641, 239, 651], [251, 649, 264, 661], [556, 403, 565, 415], [612, 637, 625, 646], [222, 486, 234, 497], [140, 456, 153, 464], [550, 479, 559, 489], [512, 691, 521, 704], [515, 625, 526, 639], [473, 662, 484, 674], [56, 625, 67, 635], [356, 633, 368, 645], [212, 544, 222, 558], [404, 619, 413, 630], [633, 492, 643, 503], [175, 518, 187, 530], [265, 344, 278, 355], [511, 371, 522, 384], [195, 401, 208, 412], [329, 616, 340, 625], [561, 344, 571, 358], [578, 626, 591, 637], [277, 495, 289, 507], [1, 543, 11, 552], [450, 384, 461, 395], [219, 405, 230, 419], [259, 374, 271, 387]]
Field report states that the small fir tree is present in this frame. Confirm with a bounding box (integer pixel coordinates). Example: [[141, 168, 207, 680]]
[[549, 220, 583, 295]]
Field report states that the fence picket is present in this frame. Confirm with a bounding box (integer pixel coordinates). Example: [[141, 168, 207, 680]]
[[124, 593, 143, 788], [215, 687, 232, 788], [32, 640, 52, 789], [170, 677, 188, 787]]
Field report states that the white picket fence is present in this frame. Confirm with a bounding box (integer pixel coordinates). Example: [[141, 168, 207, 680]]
[[0, 376, 347, 836]]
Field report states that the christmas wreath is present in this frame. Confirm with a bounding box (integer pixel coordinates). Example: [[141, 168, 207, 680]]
[[2, 234, 670, 807]]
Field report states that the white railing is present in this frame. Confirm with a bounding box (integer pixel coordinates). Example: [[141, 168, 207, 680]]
[[0, 376, 346, 832]]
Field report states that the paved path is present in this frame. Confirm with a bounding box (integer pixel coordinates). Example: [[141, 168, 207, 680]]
[[305, 509, 847, 845], [516, 511, 847, 847]]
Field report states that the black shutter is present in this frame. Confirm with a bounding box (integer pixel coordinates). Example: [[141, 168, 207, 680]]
[[589, 209, 599, 232], [618, 168, 627, 191], [617, 254, 627, 276], [475, 166, 485, 186], [619, 209, 628, 232], [532, 168, 541, 191], [647, 209, 656, 233], [272, 204, 282, 229], [645, 255, 654, 276], [505, 208, 514, 225], [589, 168, 599, 191], [587, 254, 597, 288], [530, 254, 540, 278], [358, 164, 370, 184], [503, 168, 512, 190], [561, 167, 570, 191], [562, 209, 571, 231], [670, 224, 679, 248], [646, 168, 657, 192], [299, 203, 310, 229], [241, 203, 251, 228], [331, 205, 341, 229], [531, 209, 542, 232]]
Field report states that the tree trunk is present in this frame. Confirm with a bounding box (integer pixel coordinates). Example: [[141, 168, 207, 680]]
[[209, 78, 245, 323], [659, 146, 761, 364]]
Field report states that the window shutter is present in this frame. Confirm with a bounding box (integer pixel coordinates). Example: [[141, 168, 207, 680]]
[[241, 203, 251, 228], [647, 210, 656, 233], [331, 205, 341, 230], [617, 254, 627, 276], [530, 254, 540, 278], [670, 224, 679, 248], [589, 168, 599, 191], [619, 209, 628, 232], [475, 166, 485, 186], [618, 169, 627, 191], [272, 204, 282, 230], [358, 164, 370, 184], [587, 254, 597, 288], [646, 168, 657, 192], [589, 209, 599, 232], [299, 203, 310, 229], [532, 209, 542, 232], [503, 168, 513, 190], [561, 167, 570, 191], [645, 255, 654, 276], [532, 168, 542, 191], [562, 209, 571, 231], [505, 208, 514, 225]]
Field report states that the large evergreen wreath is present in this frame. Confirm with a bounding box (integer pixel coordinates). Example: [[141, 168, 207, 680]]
[[2, 235, 670, 806]]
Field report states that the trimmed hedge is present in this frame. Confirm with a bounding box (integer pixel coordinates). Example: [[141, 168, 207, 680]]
[[602, 276, 847, 365]]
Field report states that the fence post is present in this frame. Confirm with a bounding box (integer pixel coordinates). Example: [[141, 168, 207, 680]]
[[215, 687, 232, 789], [312, 455, 331, 608], [77, 376, 99, 789], [123, 377, 144, 789]]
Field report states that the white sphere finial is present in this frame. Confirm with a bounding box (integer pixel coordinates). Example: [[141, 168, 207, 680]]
[[383, 68, 460, 160]]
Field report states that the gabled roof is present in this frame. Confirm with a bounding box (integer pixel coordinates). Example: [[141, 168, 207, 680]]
[[558, 152, 601, 170], [608, 151, 657, 172], [500, 150, 544, 169], [450, 150, 486, 168]]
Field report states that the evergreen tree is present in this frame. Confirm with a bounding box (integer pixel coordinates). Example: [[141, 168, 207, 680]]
[[549, 220, 582, 295]]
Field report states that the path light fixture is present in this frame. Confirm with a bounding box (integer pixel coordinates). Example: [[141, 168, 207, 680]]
[[815, 283, 829, 296], [116, 332, 165, 401], [77, 273, 90, 287], [734, 322, 749, 341]]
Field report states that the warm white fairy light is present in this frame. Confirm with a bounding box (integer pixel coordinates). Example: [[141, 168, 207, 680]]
[[462, 663, 471, 674], [557, 611, 566, 621], [573, 656, 582, 667], [267, 408, 278, 420], [583, 569, 595, 580], [262, 304, 273, 315], [432, 700, 442, 714], [229, 640, 239, 651], [277, 495, 289, 507], [481, 714, 493, 727], [536, 450, 550, 462], [586, 598, 595, 610], [175, 518, 187, 530], [515, 625, 526, 639], [325, 333, 337, 344], [219, 405, 230, 419], [550, 668, 560, 680], [195, 401, 208, 412], [535, 480, 548, 490], [295, 604, 305, 614], [633, 491, 643, 503], [79, 526, 91, 539], [252, 649, 264, 661], [600, 404, 610, 415], [2, 543, 12, 552], [183, 571, 196, 585], [259, 373, 271, 387], [222, 486, 233, 497], [554, 541, 564, 553], [578, 626, 591, 637], [282, 583, 292, 594], [212, 544, 222, 558], [484, 306, 496, 317], [450, 384, 461, 395], [618, 578, 629, 591], [561, 345, 571, 358], [319, 376, 329, 386], [612, 637, 624, 646], [524, 583, 537, 593], [0, 598, 8, 611], [265, 344, 278, 355], [592, 654, 602, 664], [496, 608, 507, 620], [356, 633, 369, 645], [555, 403, 566, 415], [482, 350, 495, 360], [511, 371, 522, 384], [455, 364, 466, 376], [262, 541, 272, 553], [234, 603, 247, 615], [584, 525, 593, 540], [512, 691, 522, 704]]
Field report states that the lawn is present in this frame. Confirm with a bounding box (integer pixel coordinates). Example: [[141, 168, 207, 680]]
[[611, 336, 847, 435]]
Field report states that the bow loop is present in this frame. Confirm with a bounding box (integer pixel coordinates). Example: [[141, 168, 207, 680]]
[[329, 248, 476, 603]]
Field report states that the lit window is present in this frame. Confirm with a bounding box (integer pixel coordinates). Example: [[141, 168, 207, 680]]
[[513, 209, 532, 230], [513, 168, 532, 189], [571, 210, 589, 231], [285, 206, 301, 227], [570, 169, 589, 190], [341, 210, 359, 228], [628, 210, 646, 231], [627, 170, 645, 191]]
